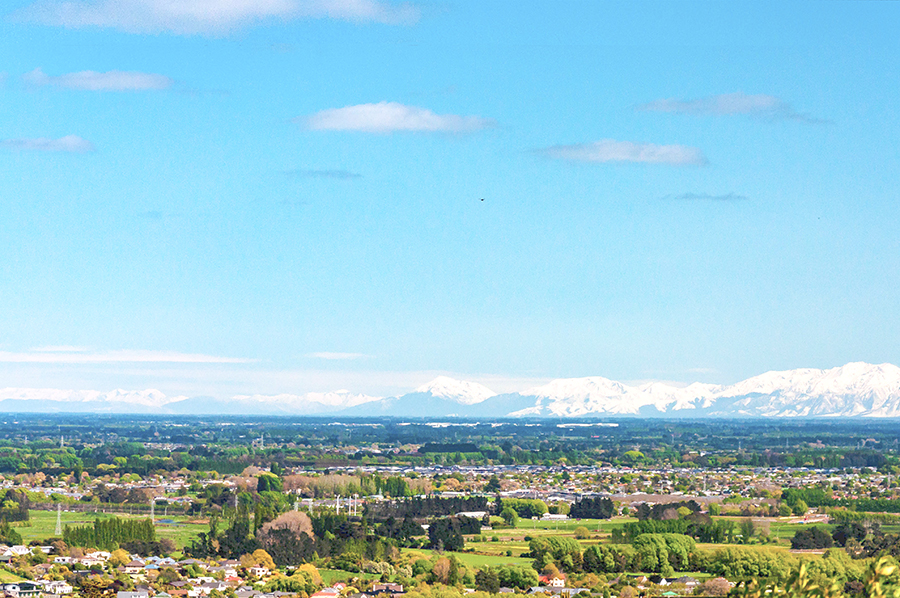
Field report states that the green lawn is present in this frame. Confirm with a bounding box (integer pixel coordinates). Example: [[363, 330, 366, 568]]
[[767, 520, 836, 540], [16, 510, 207, 550], [516, 518, 635, 533], [405, 548, 532, 568], [0, 568, 26, 583]]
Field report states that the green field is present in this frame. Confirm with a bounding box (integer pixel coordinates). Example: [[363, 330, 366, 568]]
[[16, 510, 207, 551], [0, 568, 26, 583], [765, 519, 836, 541], [405, 548, 532, 568]]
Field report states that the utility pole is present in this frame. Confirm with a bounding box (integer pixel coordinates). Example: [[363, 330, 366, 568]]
[[55, 504, 62, 536]]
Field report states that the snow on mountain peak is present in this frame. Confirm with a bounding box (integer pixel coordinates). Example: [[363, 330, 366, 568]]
[[415, 376, 496, 405], [0, 387, 174, 407]]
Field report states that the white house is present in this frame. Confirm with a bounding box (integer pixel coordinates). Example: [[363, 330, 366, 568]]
[[41, 580, 73, 595]]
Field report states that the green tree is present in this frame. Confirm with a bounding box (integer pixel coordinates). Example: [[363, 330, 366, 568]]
[[501, 507, 519, 528], [792, 500, 809, 516], [475, 568, 500, 593], [740, 519, 755, 544]]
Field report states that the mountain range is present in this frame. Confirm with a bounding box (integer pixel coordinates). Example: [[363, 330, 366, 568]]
[[3, 362, 900, 418]]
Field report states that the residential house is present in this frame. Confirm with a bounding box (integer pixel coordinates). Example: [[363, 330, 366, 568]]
[[198, 581, 231, 596], [207, 566, 237, 578], [124, 560, 147, 575], [371, 584, 402, 594], [2, 582, 44, 598], [40, 581, 73, 596], [85, 551, 111, 561], [78, 556, 106, 568], [527, 587, 588, 597]]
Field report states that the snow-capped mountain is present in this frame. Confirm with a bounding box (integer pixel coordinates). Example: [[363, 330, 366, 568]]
[[0, 388, 181, 413], [414, 376, 496, 405], [502, 362, 900, 418], [514, 377, 721, 416], [711, 362, 900, 417], [342, 376, 496, 417], [166, 390, 382, 415], [3, 363, 900, 417]]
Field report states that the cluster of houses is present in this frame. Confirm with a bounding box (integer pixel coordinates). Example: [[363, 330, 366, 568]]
[[1, 580, 73, 598], [0, 549, 285, 598], [312, 582, 405, 598]]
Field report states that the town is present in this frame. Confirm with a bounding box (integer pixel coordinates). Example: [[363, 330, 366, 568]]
[[0, 416, 897, 598]]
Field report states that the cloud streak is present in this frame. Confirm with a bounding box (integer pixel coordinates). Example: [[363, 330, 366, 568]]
[[0, 349, 255, 364], [303, 102, 494, 133], [12, 0, 419, 34], [0, 135, 94, 153], [638, 92, 827, 123], [30, 345, 91, 353], [24, 67, 173, 91], [538, 139, 707, 166]]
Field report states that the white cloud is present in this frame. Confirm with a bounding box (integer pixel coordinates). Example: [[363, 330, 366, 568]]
[[303, 102, 494, 133], [0, 135, 94, 153], [0, 349, 254, 364], [29, 345, 91, 352], [539, 139, 707, 166], [24, 67, 173, 91], [12, 0, 419, 34], [306, 352, 370, 360], [638, 92, 827, 123]]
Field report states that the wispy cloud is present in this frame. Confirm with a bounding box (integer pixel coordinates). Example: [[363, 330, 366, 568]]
[[303, 102, 494, 133], [638, 92, 827, 123], [306, 352, 370, 360], [0, 349, 255, 364], [12, 0, 419, 34], [0, 135, 94, 153], [285, 168, 362, 179], [30, 345, 91, 353], [665, 192, 748, 201], [24, 67, 173, 91], [538, 139, 707, 166]]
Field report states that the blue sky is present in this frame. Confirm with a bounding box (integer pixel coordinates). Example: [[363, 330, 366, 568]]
[[1, 0, 898, 399]]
